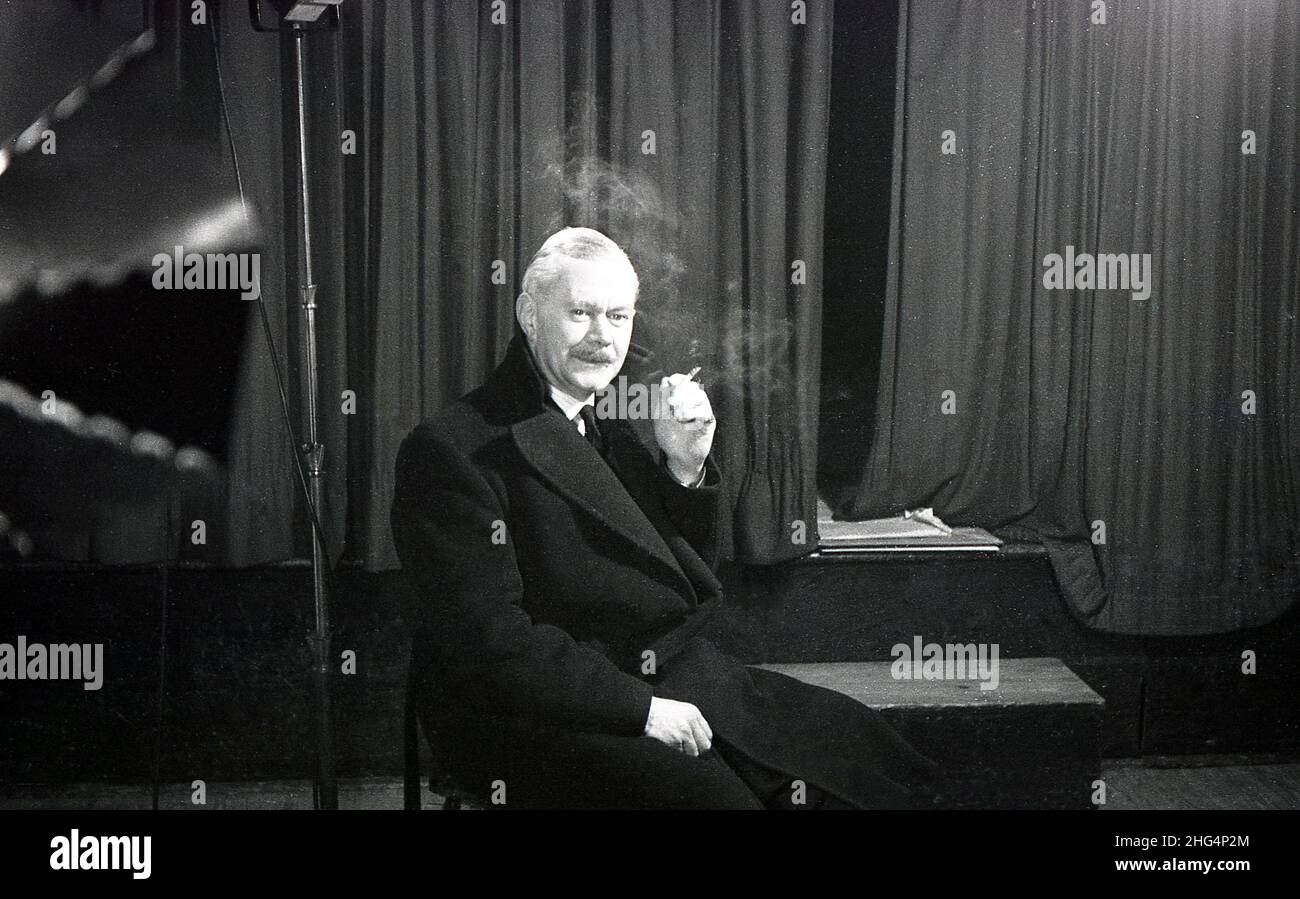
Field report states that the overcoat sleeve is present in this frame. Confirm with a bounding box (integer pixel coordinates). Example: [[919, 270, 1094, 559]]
[[391, 424, 655, 737], [654, 454, 723, 571]]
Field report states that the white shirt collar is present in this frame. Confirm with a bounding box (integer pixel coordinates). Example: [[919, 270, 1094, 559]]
[[548, 385, 595, 422]]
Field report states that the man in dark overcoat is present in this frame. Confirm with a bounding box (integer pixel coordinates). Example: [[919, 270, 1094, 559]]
[[391, 227, 939, 809]]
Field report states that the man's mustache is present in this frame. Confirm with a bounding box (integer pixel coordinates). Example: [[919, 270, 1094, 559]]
[[570, 348, 617, 364]]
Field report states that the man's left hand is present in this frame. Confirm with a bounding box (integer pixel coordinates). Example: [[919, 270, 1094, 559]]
[[652, 372, 716, 484]]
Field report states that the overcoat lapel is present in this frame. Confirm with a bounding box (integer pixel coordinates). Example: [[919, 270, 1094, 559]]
[[601, 417, 724, 602], [499, 335, 698, 601], [511, 413, 693, 592]]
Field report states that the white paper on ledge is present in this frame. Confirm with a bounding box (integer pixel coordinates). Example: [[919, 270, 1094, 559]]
[[814, 499, 1002, 549]]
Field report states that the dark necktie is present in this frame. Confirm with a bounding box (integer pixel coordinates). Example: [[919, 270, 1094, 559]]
[[577, 403, 606, 457]]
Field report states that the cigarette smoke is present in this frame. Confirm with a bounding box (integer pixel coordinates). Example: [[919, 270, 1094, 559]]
[[525, 91, 795, 398]]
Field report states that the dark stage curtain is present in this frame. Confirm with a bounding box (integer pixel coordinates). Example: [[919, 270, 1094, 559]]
[[86, 1, 832, 570], [841, 0, 1298, 634]]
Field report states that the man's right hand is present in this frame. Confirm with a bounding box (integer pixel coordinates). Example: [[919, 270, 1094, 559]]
[[644, 697, 713, 756]]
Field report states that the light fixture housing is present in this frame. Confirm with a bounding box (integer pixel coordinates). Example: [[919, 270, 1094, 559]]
[[249, 0, 343, 31]]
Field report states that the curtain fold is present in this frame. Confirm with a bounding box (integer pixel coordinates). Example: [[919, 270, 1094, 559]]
[[76, 0, 833, 572], [844, 0, 1298, 634]]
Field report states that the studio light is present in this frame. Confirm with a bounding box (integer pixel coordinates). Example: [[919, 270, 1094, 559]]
[[249, 0, 342, 31]]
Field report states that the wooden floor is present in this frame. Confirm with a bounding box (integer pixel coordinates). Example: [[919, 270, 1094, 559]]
[[0, 778, 419, 811], [2, 757, 1297, 810], [1099, 756, 1300, 811]]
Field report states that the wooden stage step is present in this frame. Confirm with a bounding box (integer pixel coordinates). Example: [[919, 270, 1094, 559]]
[[758, 657, 1105, 809]]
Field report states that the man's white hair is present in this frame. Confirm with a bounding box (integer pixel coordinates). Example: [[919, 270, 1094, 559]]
[[520, 227, 639, 301]]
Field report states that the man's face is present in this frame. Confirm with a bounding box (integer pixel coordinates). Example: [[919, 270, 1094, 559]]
[[521, 256, 638, 403]]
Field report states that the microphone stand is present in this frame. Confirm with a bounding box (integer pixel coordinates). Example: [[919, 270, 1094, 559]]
[[246, 0, 341, 813], [290, 21, 338, 811]]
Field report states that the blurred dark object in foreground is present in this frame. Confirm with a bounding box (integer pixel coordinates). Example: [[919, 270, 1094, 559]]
[[0, 1, 147, 143], [0, 1, 256, 556]]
